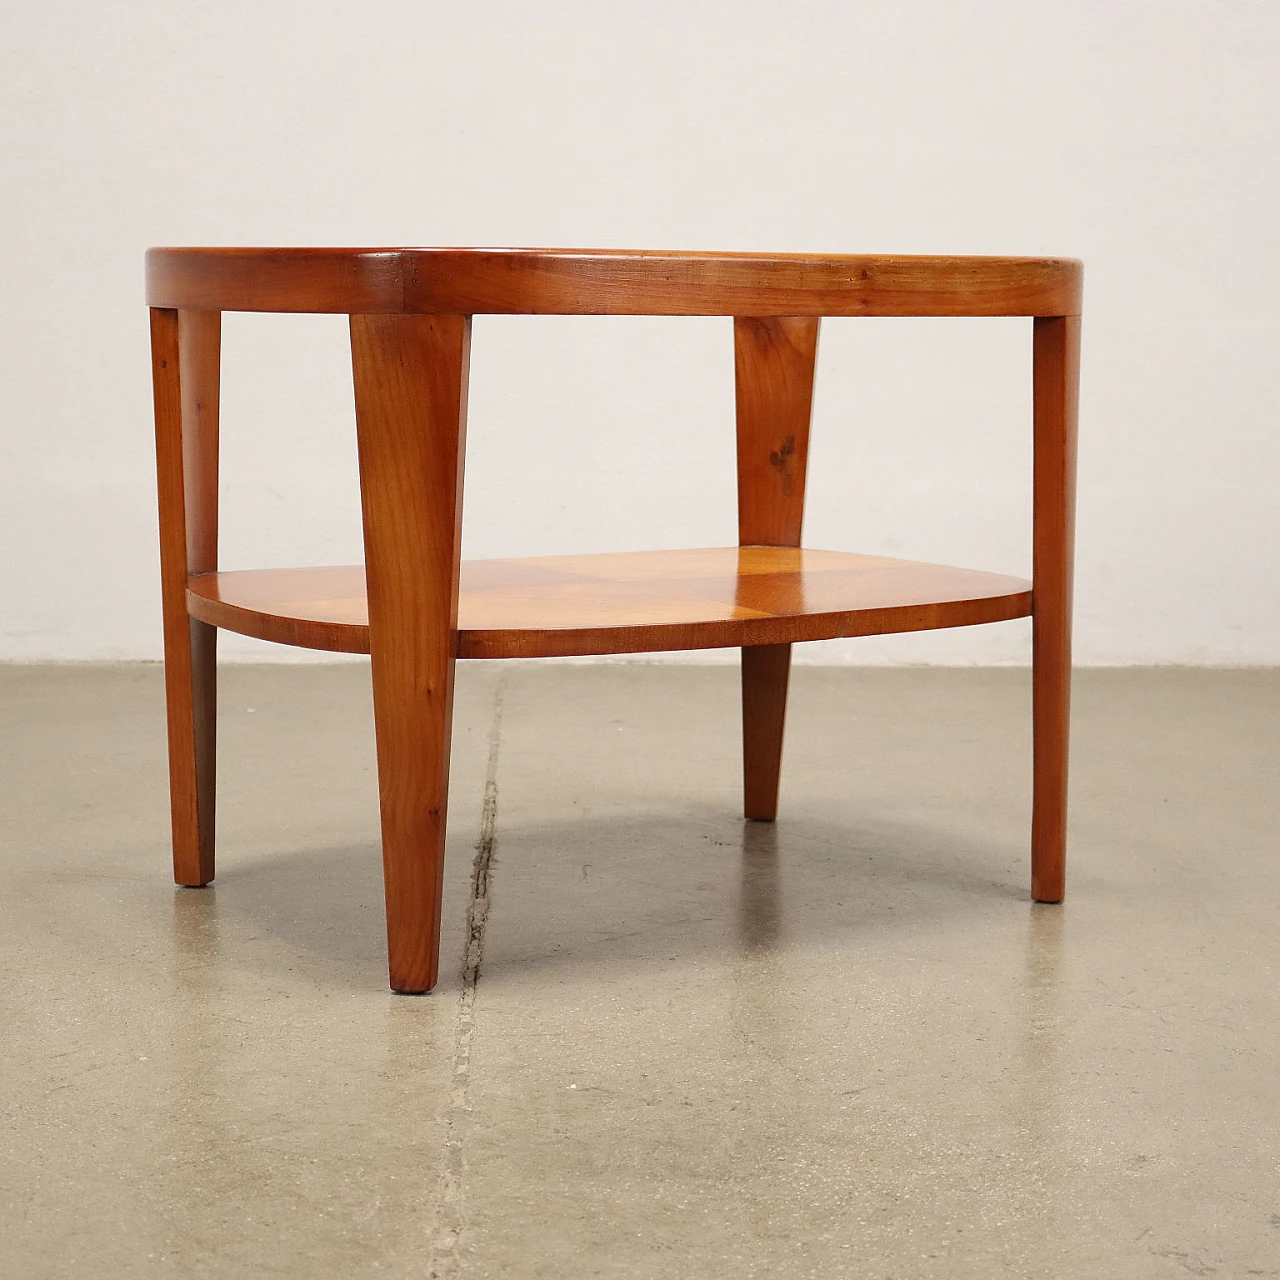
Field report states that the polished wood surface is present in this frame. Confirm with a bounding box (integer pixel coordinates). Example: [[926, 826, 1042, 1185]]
[[735, 315, 820, 821], [149, 243, 1080, 992], [151, 307, 220, 888], [147, 248, 1082, 318], [1031, 315, 1080, 903], [350, 313, 471, 994], [148, 250, 403, 316], [186, 548, 1033, 659], [734, 317, 818, 548], [741, 643, 792, 822]]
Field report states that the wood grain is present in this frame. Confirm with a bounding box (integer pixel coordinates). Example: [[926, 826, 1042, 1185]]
[[147, 248, 403, 314], [351, 312, 471, 994], [741, 644, 793, 822], [147, 248, 1082, 317], [735, 317, 819, 547], [186, 547, 1033, 658], [151, 307, 220, 887], [735, 316, 820, 821], [148, 242, 1081, 992], [1031, 315, 1080, 903]]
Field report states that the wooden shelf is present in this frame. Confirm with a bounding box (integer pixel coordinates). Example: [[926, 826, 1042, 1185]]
[[186, 546, 1032, 659]]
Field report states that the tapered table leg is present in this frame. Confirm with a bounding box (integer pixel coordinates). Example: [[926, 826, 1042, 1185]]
[[151, 307, 220, 886], [351, 312, 471, 993], [734, 315, 820, 821], [1031, 314, 1080, 902]]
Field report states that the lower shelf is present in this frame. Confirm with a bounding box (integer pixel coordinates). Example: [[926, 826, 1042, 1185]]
[[186, 546, 1032, 658]]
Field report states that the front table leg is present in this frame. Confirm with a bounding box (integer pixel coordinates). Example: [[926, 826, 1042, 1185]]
[[350, 312, 471, 993]]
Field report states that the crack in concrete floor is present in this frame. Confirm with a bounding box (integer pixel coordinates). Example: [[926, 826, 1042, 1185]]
[[429, 676, 505, 1280]]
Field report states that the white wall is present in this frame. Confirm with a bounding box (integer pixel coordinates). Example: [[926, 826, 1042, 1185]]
[[2, 0, 1276, 664]]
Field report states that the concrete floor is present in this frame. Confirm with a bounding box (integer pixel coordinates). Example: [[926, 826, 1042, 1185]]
[[1, 663, 1277, 1279]]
